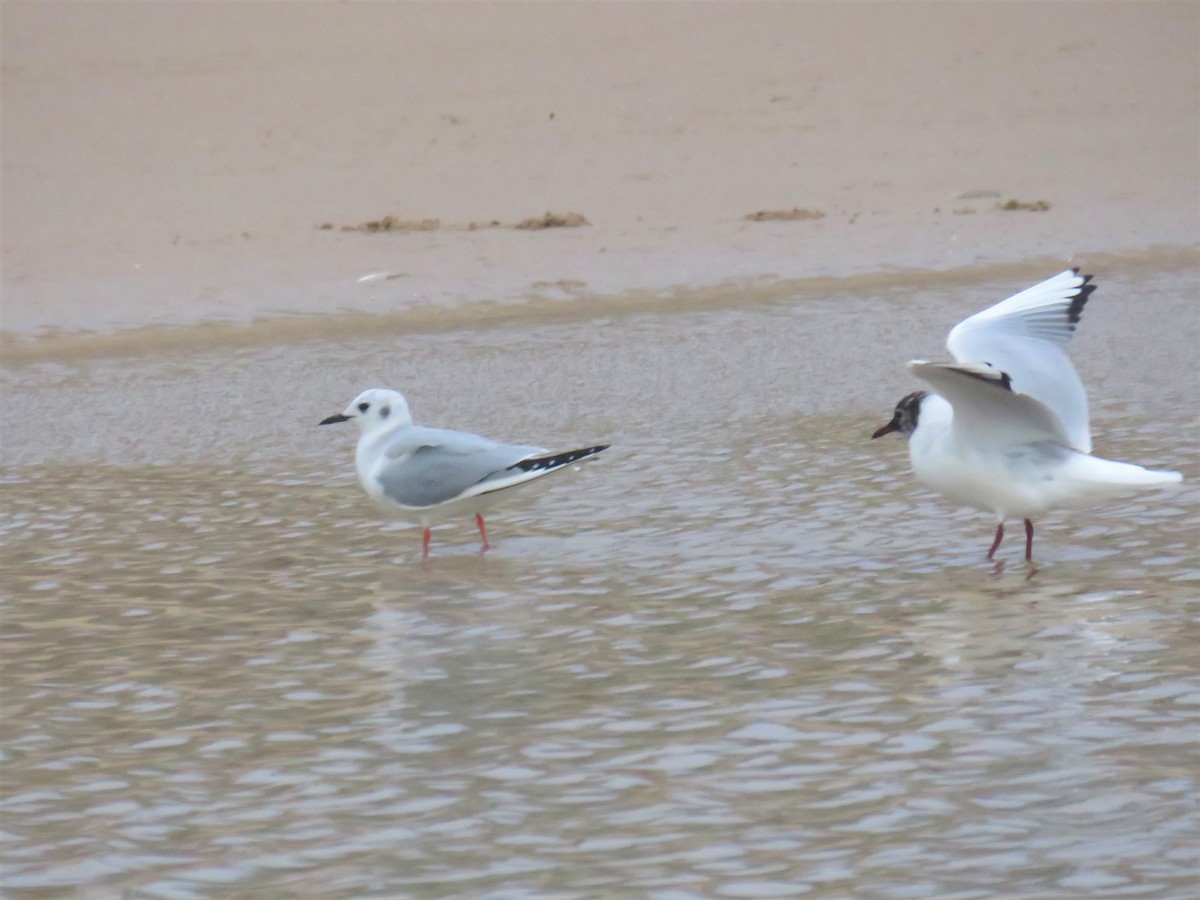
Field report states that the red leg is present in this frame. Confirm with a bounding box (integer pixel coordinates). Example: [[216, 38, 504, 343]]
[[475, 513, 490, 551], [1024, 519, 1034, 562], [986, 522, 1005, 560], [422, 527, 432, 559]]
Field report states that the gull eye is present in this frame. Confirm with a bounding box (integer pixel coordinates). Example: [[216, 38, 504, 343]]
[[358, 402, 370, 412]]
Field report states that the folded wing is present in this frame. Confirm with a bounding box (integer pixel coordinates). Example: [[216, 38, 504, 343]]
[[946, 269, 1095, 452], [374, 426, 608, 509], [376, 428, 548, 508]]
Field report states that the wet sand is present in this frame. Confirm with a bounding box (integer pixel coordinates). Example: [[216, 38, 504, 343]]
[[3, 2, 1200, 897]]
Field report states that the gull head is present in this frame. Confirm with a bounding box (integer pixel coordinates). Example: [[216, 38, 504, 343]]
[[320, 388, 413, 432], [871, 390, 926, 439]]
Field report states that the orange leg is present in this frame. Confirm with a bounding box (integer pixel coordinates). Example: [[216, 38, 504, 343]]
[[422, 527, 432, 559], [475, 513, 491, 551]]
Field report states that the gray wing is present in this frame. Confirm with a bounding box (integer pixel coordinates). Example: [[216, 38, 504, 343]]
[[909, 361, 1074, 448], [375, 427, 545, 508], [945, 269, 1094, 452]]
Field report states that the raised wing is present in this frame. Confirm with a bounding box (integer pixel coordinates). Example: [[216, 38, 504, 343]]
[[375, 427, 546, 508], [946, 269, 1095, 452], [909, 361, 1074, 449]]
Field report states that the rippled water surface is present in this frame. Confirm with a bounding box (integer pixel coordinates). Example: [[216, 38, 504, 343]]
[[3, 266, 1199, 897]]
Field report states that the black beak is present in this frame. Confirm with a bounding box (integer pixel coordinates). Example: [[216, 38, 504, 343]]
[[320, 413, 351, 425], [871, 419, 898, 439]]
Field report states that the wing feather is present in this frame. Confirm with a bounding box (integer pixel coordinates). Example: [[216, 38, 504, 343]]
[[909, 361, 1074, 448], [374, 427, 546, 508], [945, 269, 1095, 452]]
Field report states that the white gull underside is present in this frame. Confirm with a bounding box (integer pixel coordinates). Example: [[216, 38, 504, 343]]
[[907, 390, 1178, 521]]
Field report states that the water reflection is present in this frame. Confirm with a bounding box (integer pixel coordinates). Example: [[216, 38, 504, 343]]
[[2, 409, 1197, 896]]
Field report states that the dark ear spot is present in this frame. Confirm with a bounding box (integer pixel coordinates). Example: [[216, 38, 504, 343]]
[[380, 405, 390, 419]]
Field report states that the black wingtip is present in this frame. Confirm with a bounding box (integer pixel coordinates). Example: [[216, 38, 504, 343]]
[[1067, 273, 1096, 325], [509, 445, 609, 473]]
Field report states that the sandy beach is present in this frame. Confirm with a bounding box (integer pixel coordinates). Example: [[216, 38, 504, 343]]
[[3, 1, 1197, 342], [2, 3, 1199, 897]]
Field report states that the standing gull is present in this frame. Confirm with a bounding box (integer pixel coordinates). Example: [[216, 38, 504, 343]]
[[872, 270, 1182, 562], [322, 388, 609, 556]]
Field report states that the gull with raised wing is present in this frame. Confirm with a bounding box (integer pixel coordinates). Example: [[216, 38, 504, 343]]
[[872, 270, 1181, 562], [322, 388, 608, 557]]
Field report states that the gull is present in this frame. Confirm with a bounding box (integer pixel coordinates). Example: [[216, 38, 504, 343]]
[[321, 388, 608, 556], [871, 269, 1182, 562]]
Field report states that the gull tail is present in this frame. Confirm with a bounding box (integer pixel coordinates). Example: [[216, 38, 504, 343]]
[[1057, 452, 1182, 506], [458, 445, 610, 503]]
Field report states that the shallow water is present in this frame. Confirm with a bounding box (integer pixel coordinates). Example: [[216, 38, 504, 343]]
[[3, 265, 1199, 896]]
